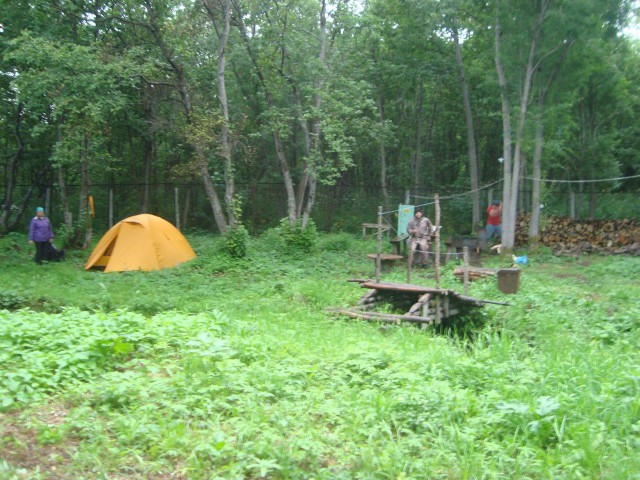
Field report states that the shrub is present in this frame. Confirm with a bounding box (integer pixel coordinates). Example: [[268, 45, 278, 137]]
[[0, 290, 27, 310], [278, 217, 317, 253], [224, 224, 249, 258]]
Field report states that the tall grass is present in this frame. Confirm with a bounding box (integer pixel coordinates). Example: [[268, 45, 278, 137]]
[[1, 232, 639, 478]]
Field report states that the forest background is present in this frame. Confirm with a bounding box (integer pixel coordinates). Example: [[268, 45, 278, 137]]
[[1, 0, 639, 249]]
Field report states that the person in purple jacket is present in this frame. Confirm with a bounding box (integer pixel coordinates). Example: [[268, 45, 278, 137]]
[[29, 207, 54, 265]]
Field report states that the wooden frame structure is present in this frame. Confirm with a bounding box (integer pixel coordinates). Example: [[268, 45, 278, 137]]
[[329, 280, 507, 327], [342, 197, 507, 327]]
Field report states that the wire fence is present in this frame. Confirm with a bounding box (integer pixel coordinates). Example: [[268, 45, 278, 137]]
[[2, 182, 638, 236]]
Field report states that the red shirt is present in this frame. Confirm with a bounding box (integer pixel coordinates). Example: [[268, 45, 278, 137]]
[[487, 205, 502, 226]]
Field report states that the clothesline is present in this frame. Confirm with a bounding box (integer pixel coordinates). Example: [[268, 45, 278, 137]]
[[381, 178, 503, 215], [523, 173, 640, 183], [380, 172, 639, 216]]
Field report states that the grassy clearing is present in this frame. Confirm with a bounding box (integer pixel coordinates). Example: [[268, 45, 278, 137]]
[[1, 231, 640, 479]]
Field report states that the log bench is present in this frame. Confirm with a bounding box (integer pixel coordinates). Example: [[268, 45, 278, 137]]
[[366, 253, 404, 272]]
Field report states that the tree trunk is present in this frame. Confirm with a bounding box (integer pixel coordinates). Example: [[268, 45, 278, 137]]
[[80, 135, 92, 250], [453, 26, 480, 228], [302, 0, 327, 229], [529, 114, 543, 245], [212, 0, 236, 228], [494, 18, 514, 250], [294, 85, 312, 219], [233, 3, 298, 225], [141, 134, 153, 213], [413, 79, 423, 197], [58, 164, 72, 230], [7, 167, 48, 233], [197, 147, 228, 234], [1, 103, 24, 234], [495, 1, 547, 250], [181, 187, 191, 230], [376, 94, 390, 210], [148, 0, 228, 233], [529, 40, 572, 245]]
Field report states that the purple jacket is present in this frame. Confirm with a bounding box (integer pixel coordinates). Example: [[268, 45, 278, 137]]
[[29, 216, 54, 242]]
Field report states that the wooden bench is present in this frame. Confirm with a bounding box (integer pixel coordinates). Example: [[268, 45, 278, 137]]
[[390, 234, 409, 256], [362, 223, 391, 239], [366, 253, 404, 271]]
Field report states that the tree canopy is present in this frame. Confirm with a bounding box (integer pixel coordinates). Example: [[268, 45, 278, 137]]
[[1, 0, 639, 245]]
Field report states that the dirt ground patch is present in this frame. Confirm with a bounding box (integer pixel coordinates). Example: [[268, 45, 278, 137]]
[[1, 406, 187, 479], [0, 411, 77, 479]]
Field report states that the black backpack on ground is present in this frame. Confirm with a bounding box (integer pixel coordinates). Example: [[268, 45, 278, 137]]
[[45, 243, 66, 261]]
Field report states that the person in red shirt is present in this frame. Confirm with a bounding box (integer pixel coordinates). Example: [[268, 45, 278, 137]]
[[485, 200, 502, 241]]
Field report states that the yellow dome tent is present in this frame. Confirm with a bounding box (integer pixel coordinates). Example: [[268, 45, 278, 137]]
[[85, 214, 196, 272]]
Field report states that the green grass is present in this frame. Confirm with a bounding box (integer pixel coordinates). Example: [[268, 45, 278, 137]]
[[1, 231, 640, 479]]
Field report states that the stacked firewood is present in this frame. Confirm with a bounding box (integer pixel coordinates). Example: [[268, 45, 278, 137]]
[[515, 214, 640, 255], [453, 267, 496, 281]]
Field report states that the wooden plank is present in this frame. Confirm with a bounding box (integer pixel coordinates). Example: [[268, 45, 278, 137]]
[[357, 289, 379, 305], [408, 293, 431, 315], [361, 281, 445, 294], [358, 281, 503, 307], [366, 254, 404, 261], [327, 308, 434, 324]]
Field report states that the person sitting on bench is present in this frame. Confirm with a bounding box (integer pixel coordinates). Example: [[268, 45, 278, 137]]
[[407, 209, 433, 268]]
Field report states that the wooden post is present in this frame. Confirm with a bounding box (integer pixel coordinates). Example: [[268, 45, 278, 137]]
[[569, 191, 576, 219], [405, 190, 410, 205], [44, 187, 51, 215], [407, 248, 412, 284], [376, 206, 382, 283], [488, 189, 493, 207], [421, 294, 430, 330], [175, 187, 180, 230], [108, 188, 114, 228], [434, 193, 441, 289], [463, 246, 470, 296]]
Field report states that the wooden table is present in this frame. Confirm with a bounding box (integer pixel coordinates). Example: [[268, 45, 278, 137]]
[[362, 223, 391, 239]]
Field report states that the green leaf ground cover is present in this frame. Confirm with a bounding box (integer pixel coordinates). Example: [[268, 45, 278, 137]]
[[1, 233, 639, 479]]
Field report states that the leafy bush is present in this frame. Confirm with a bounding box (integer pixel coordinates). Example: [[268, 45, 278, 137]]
[[224, 223, 249, 258], [278, 217, 317, 253], [0, 290, 27, 310]]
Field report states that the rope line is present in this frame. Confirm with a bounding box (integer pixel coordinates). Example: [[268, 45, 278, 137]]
[[523, 174, 640, 183], [411, 178, 504, 201], [378, 173, 638, 217]]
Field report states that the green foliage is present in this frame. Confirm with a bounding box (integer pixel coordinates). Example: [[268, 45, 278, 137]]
[[0, 291, 26, 310], [317, 232, 355, 252], [2, 228, 640, 477], [224, 223, 249, 258], [277, 217, 318, 253]]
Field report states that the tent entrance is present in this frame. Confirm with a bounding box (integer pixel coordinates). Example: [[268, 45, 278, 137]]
[[92, 237, 118, 269]]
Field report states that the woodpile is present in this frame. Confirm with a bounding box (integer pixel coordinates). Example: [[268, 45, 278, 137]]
[[516, 214, 640, 255], [453, 267, 496, 281]]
